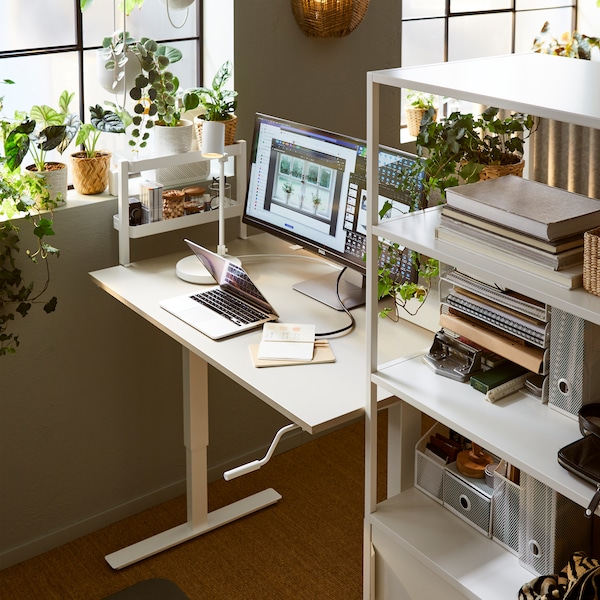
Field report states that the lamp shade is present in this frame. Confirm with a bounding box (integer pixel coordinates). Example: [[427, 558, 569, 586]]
[[291, 0, 369, 38], [201, 121, 225, 158]]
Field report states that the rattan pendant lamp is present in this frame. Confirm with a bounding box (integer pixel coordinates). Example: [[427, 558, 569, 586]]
[[291, 0, 369, 38]]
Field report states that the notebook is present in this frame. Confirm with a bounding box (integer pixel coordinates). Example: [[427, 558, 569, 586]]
[[159, 240, 279, 340]]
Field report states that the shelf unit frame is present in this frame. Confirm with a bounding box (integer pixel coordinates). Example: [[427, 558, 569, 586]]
[[365, 53, 600, 599], [114, 140, 247, 265]]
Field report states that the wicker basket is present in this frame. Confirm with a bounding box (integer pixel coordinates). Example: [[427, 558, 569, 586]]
[[479, 159, 525, 181], [583, 227, 600, 296], [70, 151, 111, 195], [291, 0, 369, 37], [194, 114, 238, 150], [406, 107, 437, 137]]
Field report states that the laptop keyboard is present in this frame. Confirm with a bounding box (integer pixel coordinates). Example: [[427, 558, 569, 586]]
[[191, 288, 269, 326]]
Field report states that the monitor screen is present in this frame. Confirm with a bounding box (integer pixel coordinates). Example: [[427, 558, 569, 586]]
[[243, 113, 421, 309]]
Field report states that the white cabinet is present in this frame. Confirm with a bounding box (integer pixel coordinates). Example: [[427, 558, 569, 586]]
[[364, 54, 600, 600], [113, 140, 247, 265]]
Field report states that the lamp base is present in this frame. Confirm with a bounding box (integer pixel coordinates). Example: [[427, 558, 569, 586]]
[[176, 255, 216, 284]]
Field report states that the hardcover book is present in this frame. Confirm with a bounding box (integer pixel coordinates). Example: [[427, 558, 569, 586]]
[[445, 176, 600, 241]]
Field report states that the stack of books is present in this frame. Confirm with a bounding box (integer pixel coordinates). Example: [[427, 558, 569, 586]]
[[436, 176, 600, 289]]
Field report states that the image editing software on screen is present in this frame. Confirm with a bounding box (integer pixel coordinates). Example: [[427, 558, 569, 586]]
[[243, 113, 422, 310]]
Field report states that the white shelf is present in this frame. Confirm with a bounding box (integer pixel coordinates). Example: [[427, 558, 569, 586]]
[[365, 53, 600, 599], [372, 354, 592, 510], [112, 201, 243, 239], [116, 141, 247, 265], [374, 206, 600, 328], [370, 488, 532, 600]]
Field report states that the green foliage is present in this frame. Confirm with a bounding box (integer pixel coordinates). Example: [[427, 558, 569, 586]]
[[416, 107, 535, 200], [0, 167, 59, 356], [406, 90, 436, 109], [532, 21, 600, 60], [127, 37, 186, 150], [81, 0, 145, 14], [75, 105, 125, 158], [187, 61, 238, 122], [4, 91, 80, 172]]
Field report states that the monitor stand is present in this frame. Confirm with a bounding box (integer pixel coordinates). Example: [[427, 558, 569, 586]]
[[293, 270, 365, 311]]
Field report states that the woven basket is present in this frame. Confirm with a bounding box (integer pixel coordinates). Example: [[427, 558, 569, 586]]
[[583, 227, 600, 296], [194, 115, 238, 150], [291, 0, 369, 37], [479, 159, 525, 181], [406, 107, 437, 137], [70, 151, 111, 195]]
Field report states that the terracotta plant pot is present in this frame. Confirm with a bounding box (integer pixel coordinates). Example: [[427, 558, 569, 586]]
[[71, 151, 112, 195]]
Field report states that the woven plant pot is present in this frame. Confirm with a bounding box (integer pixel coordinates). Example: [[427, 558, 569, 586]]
[[479, 159, 525, 181], [70, 151, 112, 195], [291, 0, 369, 37], [194, 115, 237, 150], [406, 107, 437, 137], [583, 227, 600, 296]]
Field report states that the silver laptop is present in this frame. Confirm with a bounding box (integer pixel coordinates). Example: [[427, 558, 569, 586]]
[[160, 240, 279, 340]]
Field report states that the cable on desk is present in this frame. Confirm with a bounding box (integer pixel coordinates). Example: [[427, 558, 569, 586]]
[[315, 267, 356, 338]]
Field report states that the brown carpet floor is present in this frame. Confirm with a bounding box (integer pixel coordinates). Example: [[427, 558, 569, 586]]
[[0, 414, 388, 600]]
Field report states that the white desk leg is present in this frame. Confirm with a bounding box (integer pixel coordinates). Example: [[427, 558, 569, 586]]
[[105, 349, 281, 569]]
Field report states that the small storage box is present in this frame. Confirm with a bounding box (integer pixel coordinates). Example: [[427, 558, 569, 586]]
[[492, 459, 520, 556], [443, 462, 493, 537], [414, 422, 450, 504]]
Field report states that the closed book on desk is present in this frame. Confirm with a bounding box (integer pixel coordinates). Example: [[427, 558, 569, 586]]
[[445, 176, 600, 241], [470, 361, 528, 394]]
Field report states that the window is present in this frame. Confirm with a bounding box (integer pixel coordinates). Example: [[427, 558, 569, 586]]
[[0, 0, 202, 161]]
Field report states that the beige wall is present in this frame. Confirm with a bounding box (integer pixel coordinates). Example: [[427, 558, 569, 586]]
[[0, 0, 402, 568]]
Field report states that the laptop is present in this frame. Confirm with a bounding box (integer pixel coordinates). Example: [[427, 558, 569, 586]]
[[159, 240, 279, 340]]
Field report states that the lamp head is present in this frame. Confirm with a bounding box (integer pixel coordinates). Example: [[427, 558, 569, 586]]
[[201, 120, 226, 158]]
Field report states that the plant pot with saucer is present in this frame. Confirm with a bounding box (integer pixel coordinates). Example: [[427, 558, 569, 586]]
[[71, 105, 125, 195]]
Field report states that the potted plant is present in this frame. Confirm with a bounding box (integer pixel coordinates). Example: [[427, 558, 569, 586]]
[[4, 91, 80, 207], [189, 60, 238, 148], [127, 37, 197, 154], [532, 21, 600, 60], [71, 105, 126, 195], [312, 192, 322, 213], [416, 106, 536, 202], [282, 181, 293, 202], [405, 89, 437, 137]]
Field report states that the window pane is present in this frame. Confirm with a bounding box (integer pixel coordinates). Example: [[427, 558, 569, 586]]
[[403, 0, 446, 20], [448, 13, 513, 60], [402, 19, 446, 66], [517, 0, 574, 9], [515, 7, 574, 52], [125, 0, 198, 41], [451, 0, 512, 12], [1, 0, 76, 52]]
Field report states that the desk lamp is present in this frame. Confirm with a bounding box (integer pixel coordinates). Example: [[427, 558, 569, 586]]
[[175, 121, 240, 284]]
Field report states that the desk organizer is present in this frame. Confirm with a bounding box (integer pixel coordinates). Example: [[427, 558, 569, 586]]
[[443, 462, 493, 537], [518, 470, 592, 576], [492, 459, 520, 556], [414, 422, 449, 504]]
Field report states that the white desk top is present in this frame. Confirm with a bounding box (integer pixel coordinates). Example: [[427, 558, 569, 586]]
[[90, 234, 433, 434]]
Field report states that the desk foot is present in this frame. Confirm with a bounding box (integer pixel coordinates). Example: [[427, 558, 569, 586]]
[[105, 488, 281, 569]]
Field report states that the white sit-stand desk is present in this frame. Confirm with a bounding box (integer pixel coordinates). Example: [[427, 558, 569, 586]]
[[89, 233, 432, 569]]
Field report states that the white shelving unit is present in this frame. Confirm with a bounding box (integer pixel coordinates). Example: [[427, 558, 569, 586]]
[[113, 140, 247, 265], [365, 54, 600, 600]]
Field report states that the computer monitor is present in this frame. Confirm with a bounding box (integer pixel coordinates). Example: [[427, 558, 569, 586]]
[[243, 113, 421, 310]]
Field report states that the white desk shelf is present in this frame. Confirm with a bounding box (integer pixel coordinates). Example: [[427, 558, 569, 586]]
[[115, 141, 247, 265], [365, 53, 600, 600]]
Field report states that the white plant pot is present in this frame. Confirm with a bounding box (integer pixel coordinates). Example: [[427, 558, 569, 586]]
[[153, 119, 194, 154], [159, 0, 195, 9], [96, 48, 139, 95], [25, 162, 68, 207]]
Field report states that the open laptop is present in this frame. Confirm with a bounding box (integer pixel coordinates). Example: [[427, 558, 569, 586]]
[[159, 240, 279, 340]]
